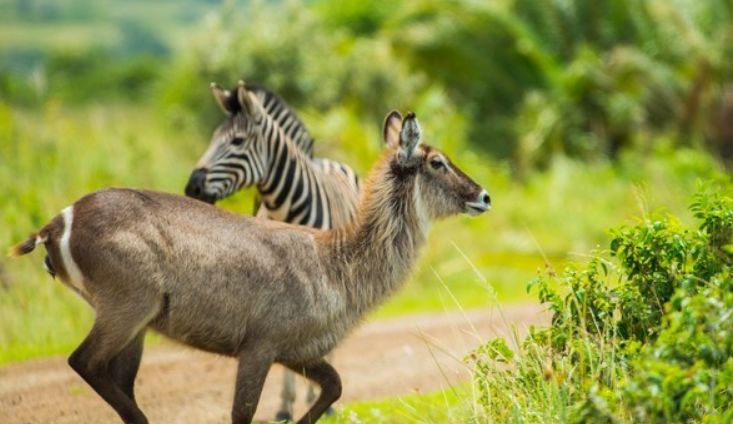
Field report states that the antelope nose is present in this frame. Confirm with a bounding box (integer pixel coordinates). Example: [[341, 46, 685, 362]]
[[185, 168, 207, 199], [465, 189, 491, 215], [481, 191, 491, 207]]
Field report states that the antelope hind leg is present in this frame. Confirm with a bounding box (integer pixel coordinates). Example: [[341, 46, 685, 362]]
[[287, 359, 342, 424], [109, 331, 146, 401], [68, 312, 154, 424]]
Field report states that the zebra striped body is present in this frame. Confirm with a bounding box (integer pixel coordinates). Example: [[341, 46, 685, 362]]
[[185, 81, 360, 419], [257, 151, 360, 230]]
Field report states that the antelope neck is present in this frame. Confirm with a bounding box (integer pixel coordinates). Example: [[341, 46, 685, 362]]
[[324, 154, 429, 315]]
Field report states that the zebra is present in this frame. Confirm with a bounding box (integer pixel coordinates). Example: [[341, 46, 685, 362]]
[[198, 81, 315, 216], [185, 81, 360, 421]]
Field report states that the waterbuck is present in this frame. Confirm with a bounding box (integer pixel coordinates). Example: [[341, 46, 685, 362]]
[[9, 111, 491, 424]]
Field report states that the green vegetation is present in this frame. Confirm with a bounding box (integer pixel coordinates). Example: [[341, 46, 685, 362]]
[[1, 99, 721, 364], [469, 185, 733, 423], [2, 0, 733, 421], [322, 386, 475, 423]]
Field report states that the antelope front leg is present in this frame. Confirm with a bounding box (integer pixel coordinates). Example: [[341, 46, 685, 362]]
[[287, 359, 342, 424], [231, 348, 275, 424]]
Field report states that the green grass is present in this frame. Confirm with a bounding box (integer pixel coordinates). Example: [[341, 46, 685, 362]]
[[322, 385, 475, 424], [0, 101, 207, 364], [456, 187, 733, 423]]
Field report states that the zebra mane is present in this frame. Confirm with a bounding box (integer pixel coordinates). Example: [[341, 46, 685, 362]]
[[227, 82, 315, 159]]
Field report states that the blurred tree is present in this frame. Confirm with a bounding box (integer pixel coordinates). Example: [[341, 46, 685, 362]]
[[372, 0, 732, 167], [159, 0, 426, 128], [45, 50, 160, 102], [315, 0, 400, 37], [384, 0, 548, 158], [4, 0, 733, 171], [117, 19, 169, 57]]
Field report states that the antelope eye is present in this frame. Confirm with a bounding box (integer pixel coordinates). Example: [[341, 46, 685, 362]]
[[231, 137, 245, 146], [430, 158, 445, 170]]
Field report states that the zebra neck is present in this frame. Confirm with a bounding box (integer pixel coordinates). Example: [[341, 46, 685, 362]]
[[256, 125, 330, 229]]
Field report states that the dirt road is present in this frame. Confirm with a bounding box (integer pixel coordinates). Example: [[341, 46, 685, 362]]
[[0, 304, 548, 423]]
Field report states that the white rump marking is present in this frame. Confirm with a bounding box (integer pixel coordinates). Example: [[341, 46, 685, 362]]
[[60, 206, 86, 292]]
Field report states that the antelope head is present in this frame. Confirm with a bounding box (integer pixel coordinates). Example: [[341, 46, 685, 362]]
[[382, 111, 491, 219]]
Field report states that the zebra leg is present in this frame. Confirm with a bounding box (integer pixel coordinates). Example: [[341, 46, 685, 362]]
[[305, 381, 317, 406], [305, 352, 335, 415], [275, 368, 297, 422]]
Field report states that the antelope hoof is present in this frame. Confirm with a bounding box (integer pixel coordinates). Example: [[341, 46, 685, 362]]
[[274, 411, 292, 422]]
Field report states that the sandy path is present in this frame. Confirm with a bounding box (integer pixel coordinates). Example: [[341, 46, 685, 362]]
[[0, 304, 548, 423]]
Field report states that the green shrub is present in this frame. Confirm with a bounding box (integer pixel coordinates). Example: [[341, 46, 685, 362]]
[[470, 184, 733, 423]]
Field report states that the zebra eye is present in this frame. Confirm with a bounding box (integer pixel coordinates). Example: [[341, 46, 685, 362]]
[[430, 158, 446, 170], [231, 137, 245, 146]]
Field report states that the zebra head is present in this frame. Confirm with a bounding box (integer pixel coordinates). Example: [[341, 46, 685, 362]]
[[186, 81, 268, 204]]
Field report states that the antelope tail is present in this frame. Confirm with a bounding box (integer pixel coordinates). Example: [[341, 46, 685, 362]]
[[8, 233, 45, 257]]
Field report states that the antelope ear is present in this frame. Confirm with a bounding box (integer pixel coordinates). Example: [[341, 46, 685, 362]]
[[398, 111, 421, 161], [383, 110, 403, 149], [210, 82, 238, 115], [237, 80, 257, 117]]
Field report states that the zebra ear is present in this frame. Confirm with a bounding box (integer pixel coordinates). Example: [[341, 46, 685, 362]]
[[237, 81, 258, 117], [210, 82, 237, 115], [383, 110, 403, 149]]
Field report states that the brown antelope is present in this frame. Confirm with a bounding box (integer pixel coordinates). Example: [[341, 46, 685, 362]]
[[9, 111, 490, 424]]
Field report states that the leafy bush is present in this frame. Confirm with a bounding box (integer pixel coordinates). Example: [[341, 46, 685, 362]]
[[470, 184, 733, 423]]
